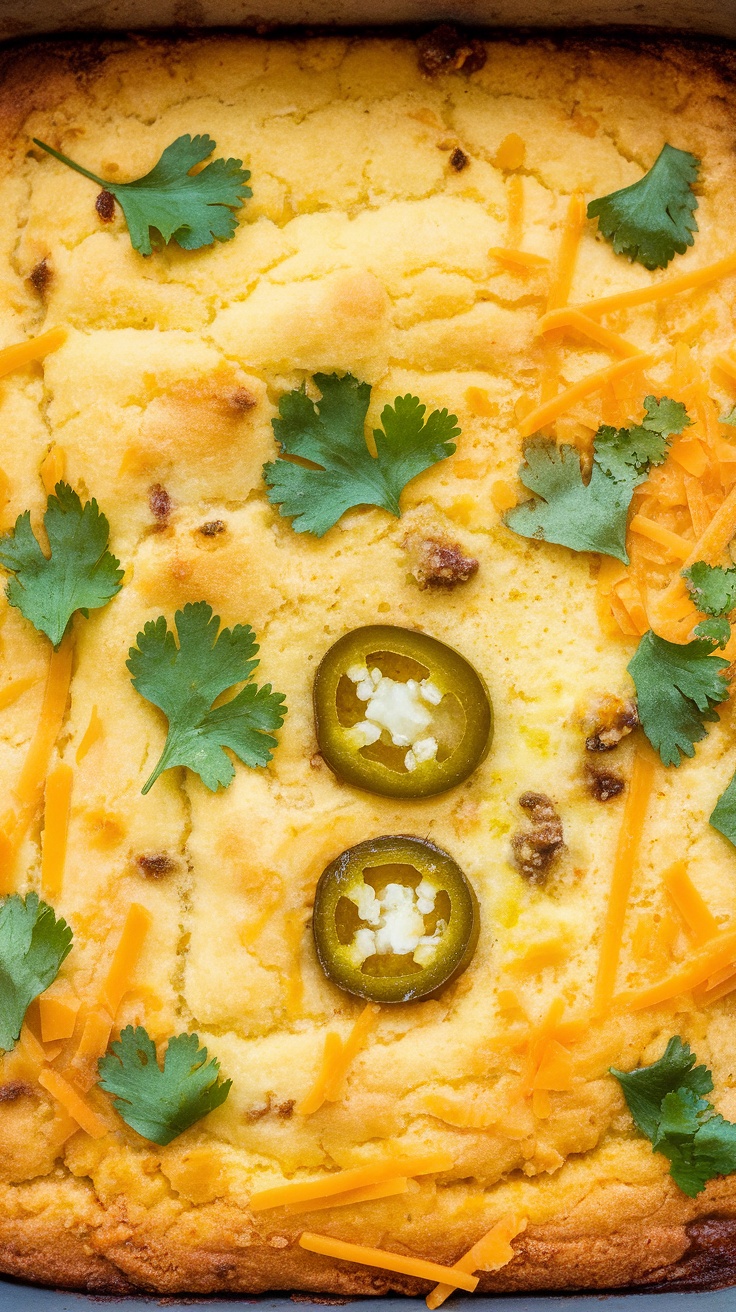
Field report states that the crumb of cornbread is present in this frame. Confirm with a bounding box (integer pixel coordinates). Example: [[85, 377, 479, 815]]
[[0, 29, 736, 1297]]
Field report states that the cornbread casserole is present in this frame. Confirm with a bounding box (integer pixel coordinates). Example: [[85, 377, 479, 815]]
[[2, 25, 736, 1297]]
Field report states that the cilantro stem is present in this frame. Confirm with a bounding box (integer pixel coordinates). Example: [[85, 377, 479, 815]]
[[32, 139, 107, 189]]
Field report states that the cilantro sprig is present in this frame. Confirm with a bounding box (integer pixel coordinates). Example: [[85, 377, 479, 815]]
[[0, 893, 72, 1051], [263, 373, 459, 537], [128, 600, 286, 794], [506, 396, 690, 563], [683, 560, 736, 649], [33, 134, 251, 257], [587, 144, 700, 270], [628, 630, 729, 767], [612, 1037, 736, 1197], [98, 1025, 231, 1145], [0, 483, 123, 647]]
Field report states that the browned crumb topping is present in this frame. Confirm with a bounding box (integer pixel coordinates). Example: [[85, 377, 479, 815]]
[[199, 520, 226, 537], [450, 147, 469, 171], [246, 1095, 294, 1121], [587, 767, 625, 802], [229, 386, 257, 412], [276, 1099, 295, 1119], [148, 483, 172, 525], [585, 695, 639, 752], [0, 1081, 33, 1102], [28, 258, 51, 295], [512, 791, 564, 882], [403, 533, 479, 589], [137, 853, 177, 879], [95, 189, 116, 222], [417, 25, 487, 77]]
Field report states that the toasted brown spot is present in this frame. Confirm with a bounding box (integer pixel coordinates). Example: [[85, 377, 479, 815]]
[[149, 483, 171, 525], [28, 258, 51, 296], [137, 853, 177, 879], [512, 792, 564, 883], [229, 386, 257, 412], [585, 695, 639, 751], [245, 1100, 271, 1121], [403, 533, 479, 589], [587, 768, 625, 802], [417, 25, 486, 77], [450, 147, 469, 172], [95, 190, 115, 222], [276, 1099, 295, 1119], [0, 1081, 33, 1102], [199, 520, 226, 537]]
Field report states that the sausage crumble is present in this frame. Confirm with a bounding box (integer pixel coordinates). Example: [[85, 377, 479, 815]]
[[95, 189, 116, 222], [137, 853, 177, 879], [417, 25, 487, 77], [450, 147, 469, 171], [28, 258, 51, 296], [587, 767, 625, 802], [512, 791, 564, 882], [585, 695, 639, 752], [403, 533, 479, 590], [148, 483, 172, 526], [199, 519, 226, 537]]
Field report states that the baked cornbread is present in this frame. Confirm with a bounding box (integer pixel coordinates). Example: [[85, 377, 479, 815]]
[[2, 26, 736, 1297]]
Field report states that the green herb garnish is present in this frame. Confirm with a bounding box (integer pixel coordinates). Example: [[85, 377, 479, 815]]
[[263, 373, 459, 537], [506, 396, 689, 563], [628, 630, 729, 767], [0, 482, 123, 647], [683, 560, 736, 649], [587, 143, 700, 270], [128, 600, 286, 794], [33, 134, 251, 257], [0, 893, 72, 1051], [98, 1025, 231, 1145], [612, 1037, 736, 1197]]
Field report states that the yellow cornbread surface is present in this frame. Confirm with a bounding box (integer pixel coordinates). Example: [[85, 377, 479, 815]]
[[1, 29, 736, 1296]]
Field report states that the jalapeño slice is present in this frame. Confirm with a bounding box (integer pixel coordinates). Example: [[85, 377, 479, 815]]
[[314, 625, 492, 798], [313, 835, 479, 1004]]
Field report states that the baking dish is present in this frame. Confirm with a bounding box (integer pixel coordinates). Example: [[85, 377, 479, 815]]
[[2, 1, 736, 1305]]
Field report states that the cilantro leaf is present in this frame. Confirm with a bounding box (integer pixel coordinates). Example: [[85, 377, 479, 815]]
[[612, 1038, 736, 1198], [710, 773, 736, 848], [506, 397, 688, 563], [693, 617, 732, 649], [628, 630, 729, 767], [0, 893, 72, 1051], [684, 561, 736, 619], [98, 1025, 231, 1145], [263, 373, 458, 537], [128, 600, 286, 794], [0, 483, 123, 648], [587, 143, 700, 270], [33, 135, 251, 257]]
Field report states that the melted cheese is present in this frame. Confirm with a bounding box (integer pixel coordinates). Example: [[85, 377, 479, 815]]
[[615, 926, 736, 1010], [299, 1233, 478, 1292], [75, 705, 104, 764], [38, 1068, 108, 1139], [41, 762, 73, 899]]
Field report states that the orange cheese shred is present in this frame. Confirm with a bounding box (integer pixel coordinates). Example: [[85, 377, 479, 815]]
[[284, 1178, 409, 1216], [628, 515, 693, 561], [519, 354, 654, 439], [519, 997, 565, 1094], [663, 860, 719, 946], [426, 1213, 528, 1309], [40, 446, 66, 496], [536, 307, 640, 358], [615, 925, 736, 1011], [102, 903, 153, 1016], [489, 247, 549, 270], [250, 1152, 453, 1213], [505, 174, 524, 247], [0, 674, 40, 712], [76, 705, 104, 764], [594, 745, 657, 1015], [299, 1233, 478, 1292], [0, 326, 67, 379], [297, 1031, 343, 1116], [37, 1068, 108, 1139], [41, 762, 73, 899], [532, 1039, 574, 1091], [39, 991, 80, 1043], [648, 480, 736, 638], [546, 193, 586, 313], [324, 1003, 380, 1101], [573, 252, 736, 318]]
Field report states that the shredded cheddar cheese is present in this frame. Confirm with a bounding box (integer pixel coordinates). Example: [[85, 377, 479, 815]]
[[39, 991, 80, 1043], [615, 926, 736, 1011], [519, 354, 654, 439], [663, 861, 719, 945], [249, 1152, 453, 1212], [628, 515, 693, 561], [0, 326, 67, 379], [426, 1213, 528, 1309], [298, 1233, 478, 1292], [594, 746, 657, 1015], [493, 133, 526, 172], [38, 1068, 108, 1139], [102, 903, 153, 1016], [40, 445, 67, 496], [573, 252, 736, 318], [284, 1178, 409, 1216], [536, 307, 640, 358], [75, 705, 103, 764], [40, 762, 73, 899], [297, 1031, 343, 1116], [505, 174, 524, 248], [0, 674, 40, 711], [489, 248, 550, 270]]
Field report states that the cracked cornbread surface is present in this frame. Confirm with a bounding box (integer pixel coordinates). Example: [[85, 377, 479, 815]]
[[2, 28, 736, 1295]]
